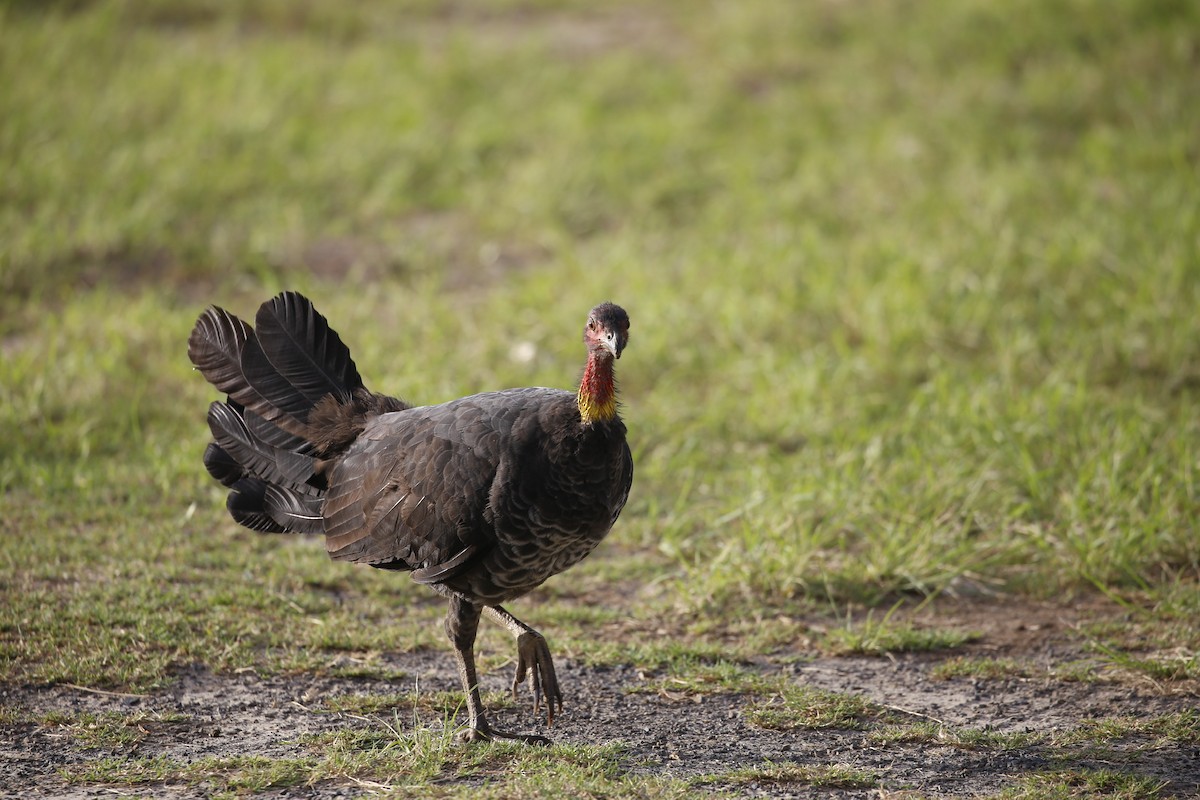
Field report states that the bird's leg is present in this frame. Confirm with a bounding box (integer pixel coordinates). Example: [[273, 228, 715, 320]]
[[445, 595, 549, 745], [483, 605, 563, 726], [445, 595, 488, 740]]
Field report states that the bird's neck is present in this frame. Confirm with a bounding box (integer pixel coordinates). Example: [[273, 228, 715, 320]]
[[577, 353, 618, 425]]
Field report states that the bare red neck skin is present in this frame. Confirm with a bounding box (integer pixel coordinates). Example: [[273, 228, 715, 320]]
[[577, 352, 617, 424]]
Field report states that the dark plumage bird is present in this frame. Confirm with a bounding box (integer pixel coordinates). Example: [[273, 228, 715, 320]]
[[187, 292, 632, 743]]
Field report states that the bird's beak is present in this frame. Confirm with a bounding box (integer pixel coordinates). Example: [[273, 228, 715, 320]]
[[604, 331, 625, 359]]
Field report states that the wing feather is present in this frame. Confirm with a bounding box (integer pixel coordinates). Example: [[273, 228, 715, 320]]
[[320, 394, 548, 579]]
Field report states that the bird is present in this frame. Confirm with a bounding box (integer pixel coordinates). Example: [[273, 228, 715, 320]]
[[187, 291, 633, 743]]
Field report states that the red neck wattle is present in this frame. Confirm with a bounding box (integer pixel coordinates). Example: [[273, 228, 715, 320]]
[[577, 352, 617, 424]]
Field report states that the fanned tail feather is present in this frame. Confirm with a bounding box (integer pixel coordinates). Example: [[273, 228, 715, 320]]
[[244, 407, 313, 454], [206, 402, 320, 495], [255, 292, 364, 406], [203, 442, 242, 487], [187, 306, 314, 441], [263, 484, 324, 534], [226, 478, 287, 533], [190, 292, 400, 536], [221, 475, 323, 536]]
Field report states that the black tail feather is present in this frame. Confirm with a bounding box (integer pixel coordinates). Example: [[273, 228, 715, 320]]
[[227, 478, 287, 533], [237, 333, 319, 422], [264, 484, 325, 534], [207, 402, 319, 495], [188, 306, 313, 441], [203, 442, 242, 487], [244, 407, 313, 454], [255, 292, 364, 406], [187, 305, 251, 396], [191, 292, 390, 537]]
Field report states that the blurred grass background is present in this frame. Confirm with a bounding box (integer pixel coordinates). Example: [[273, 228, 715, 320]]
[[2, 0, 1199, 689]]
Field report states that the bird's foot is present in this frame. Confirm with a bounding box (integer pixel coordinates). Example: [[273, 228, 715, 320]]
[[457, 719, 551, 746], [511, 630, 563, 726]]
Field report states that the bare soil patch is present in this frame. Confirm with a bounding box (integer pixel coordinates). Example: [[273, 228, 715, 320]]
[[2, 600, 1197, 798]]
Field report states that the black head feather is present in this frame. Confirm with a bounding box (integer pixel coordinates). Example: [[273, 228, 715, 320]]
[[584, 302, 630, 359]]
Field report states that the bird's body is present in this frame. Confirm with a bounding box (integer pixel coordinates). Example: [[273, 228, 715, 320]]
[[189, 292, 632, 742], [323, 388, 631, 603]]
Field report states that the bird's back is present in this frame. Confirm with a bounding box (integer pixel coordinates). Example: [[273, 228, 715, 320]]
[[321, 387, 632, 604]]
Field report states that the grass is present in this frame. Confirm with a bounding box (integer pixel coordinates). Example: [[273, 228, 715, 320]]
[[865, 710, 1200, 762], [65, 735, 696, 799], [820, 602, 979, 656], [67, 753, 327, 794], [38, 709, 190, 749], [1081, 613, 1200, 681], [3, 0, 1200, 795], [1051, 710, 1200, 748], [997, 770, 1170, 800], [932, 656, 1034, 681], [744, 684, 885, 731]]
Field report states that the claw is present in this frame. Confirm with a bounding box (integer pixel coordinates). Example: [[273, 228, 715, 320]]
[[458, 719, 550, 746], [512, 630, 563, 726]]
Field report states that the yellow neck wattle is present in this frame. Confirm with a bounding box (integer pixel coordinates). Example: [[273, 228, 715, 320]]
[[577, 355, 617, 425], [577, 387, 618, 425]]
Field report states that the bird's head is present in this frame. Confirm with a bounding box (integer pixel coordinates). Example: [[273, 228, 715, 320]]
[[584, 303, 630, 360]]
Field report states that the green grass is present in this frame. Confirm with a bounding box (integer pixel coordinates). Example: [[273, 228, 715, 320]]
[[744, 684, 885, 731], [67, 753, 325, 794], [38, 709, 190, 749], [932, 656, 1034, 681], [1052, 710, 1200, 748], [821, 603, 978, 656], [65, 735, 697, 799], [864, 710, 1200, 774], [3, 0, 1200, 795], [996, 770, 1170, 800], [1082, 615, 1200, 682]]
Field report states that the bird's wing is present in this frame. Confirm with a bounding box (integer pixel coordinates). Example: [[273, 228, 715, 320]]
[[320, 390, 555, 579], [611, 442, 634, 526]]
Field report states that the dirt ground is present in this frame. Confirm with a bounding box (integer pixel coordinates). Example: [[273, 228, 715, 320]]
[[2, 599, 1197, 798]]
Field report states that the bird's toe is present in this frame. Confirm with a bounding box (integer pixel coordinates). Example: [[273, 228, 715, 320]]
[[459, 720, 551, 746], [512, 630, 564, 725]]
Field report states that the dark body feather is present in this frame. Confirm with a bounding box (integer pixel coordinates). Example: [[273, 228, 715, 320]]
[[189, 292, 633, 742], [323, 389, 632, 604]]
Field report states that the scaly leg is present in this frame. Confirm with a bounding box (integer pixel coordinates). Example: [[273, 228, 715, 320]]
[[483, 605, 564, 726], [445, 595, 549, 744]]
